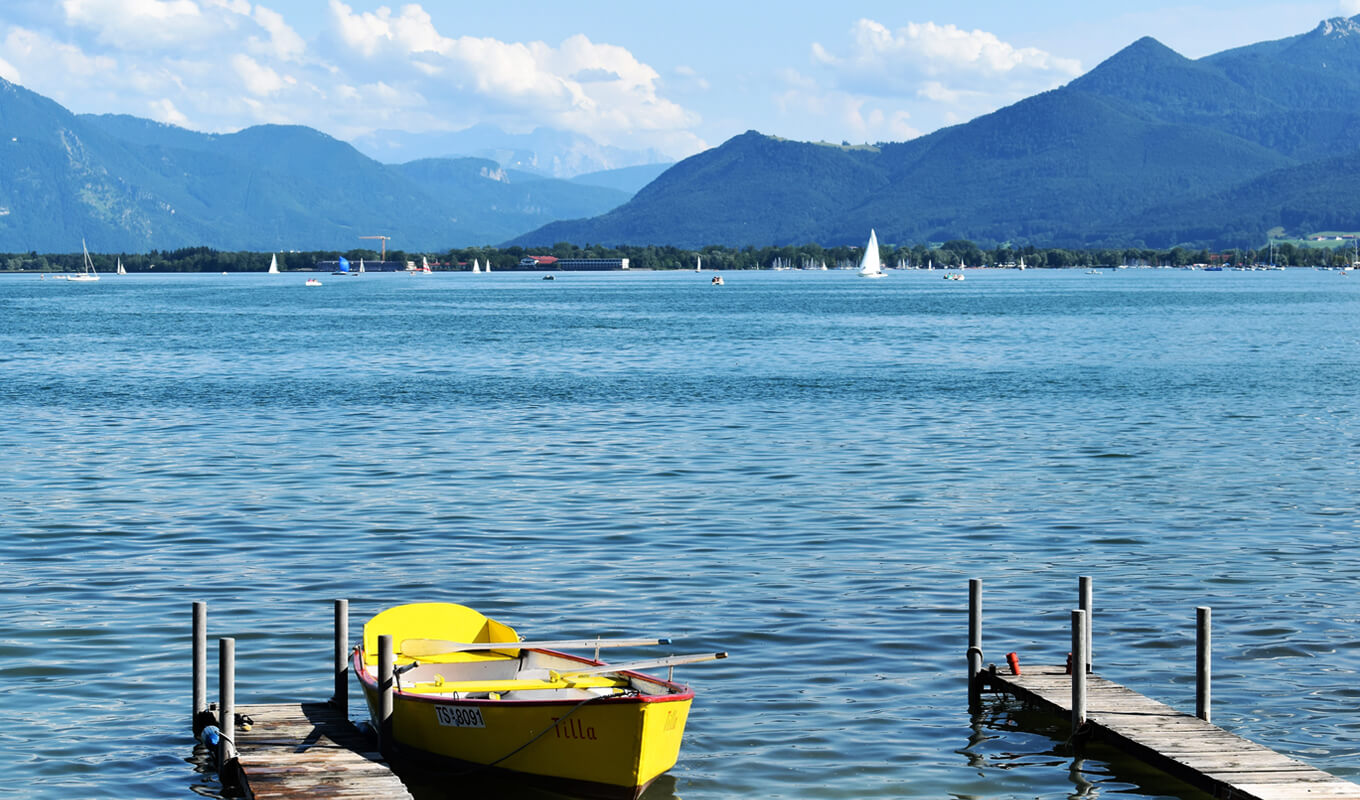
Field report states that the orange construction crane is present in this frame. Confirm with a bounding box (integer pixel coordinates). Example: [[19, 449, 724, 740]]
[[359, 235, 390, 261]]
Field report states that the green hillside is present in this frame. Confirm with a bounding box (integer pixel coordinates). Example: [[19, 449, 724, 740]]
[[512, 16, 1360, 249], [0, 80, 630, 252]]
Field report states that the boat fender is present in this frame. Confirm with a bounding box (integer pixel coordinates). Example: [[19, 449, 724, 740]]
[[1006, 652, 1021, 676], [200, 725, 222, 748]]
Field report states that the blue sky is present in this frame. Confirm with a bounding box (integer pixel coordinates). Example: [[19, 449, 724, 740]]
[[0, 0, 1354, 166]]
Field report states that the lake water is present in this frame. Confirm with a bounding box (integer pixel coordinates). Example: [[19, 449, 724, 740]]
[[3, 268, 1359, 800]]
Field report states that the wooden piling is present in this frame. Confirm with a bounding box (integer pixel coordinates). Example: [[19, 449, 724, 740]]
[[333, 599, 349, 710], [967, 579, 983, 712], [1078, 576, 1092, 671], [192, 601, 206, 720], [1070, 609, 1087, 731], [218, 637, 236, 766], [1196, 606, 1211, 723], [377, 633, 394, 756]]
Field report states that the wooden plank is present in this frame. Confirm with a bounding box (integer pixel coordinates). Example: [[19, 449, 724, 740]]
[[232, 701, 413, 800], [982, 666, 1360, 800]]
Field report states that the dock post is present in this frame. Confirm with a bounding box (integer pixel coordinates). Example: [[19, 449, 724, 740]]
[[1071, 610, 1087, 732], [1079, 576, 1093, 672], [333, 599, 349, 710], [378, 634, 394, 756], [219, 637, 236, 768], [192, 601, 206, 721], [1196, 606, 1211, 722], [967, 579, 982, 712]]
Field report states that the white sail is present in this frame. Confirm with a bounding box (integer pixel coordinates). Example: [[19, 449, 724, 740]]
[[268, 253, 279, 274], [485, 259, 491, 273], [696, 256, 702, 272], [472, 258, 481, 273], [359, 258, 365, 273], [116, 258, 126, 275], [858, 229, 884, 278], [68, 239, 100, 281]]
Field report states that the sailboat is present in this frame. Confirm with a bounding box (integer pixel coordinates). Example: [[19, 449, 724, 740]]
[[696, 256, 702, 272], [485, 259, 492, 273], [68, 239, 100, 282], [115, 258, 126, 275], [858, 229, 885, 278], [420, 256, 432, 274], [472, 258, 481, 273], [268, 253, 280, 274], [358, 258, 365, 274]]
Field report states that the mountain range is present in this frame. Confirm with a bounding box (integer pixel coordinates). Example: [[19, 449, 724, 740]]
[[6, 16, 1360, 253], [0, 80, 633, 253], [514, 16, 1360, 250], [349, 123, 673, 180]]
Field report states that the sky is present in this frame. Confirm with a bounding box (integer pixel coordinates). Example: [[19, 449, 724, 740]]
[[1, 0, 1357, 167]]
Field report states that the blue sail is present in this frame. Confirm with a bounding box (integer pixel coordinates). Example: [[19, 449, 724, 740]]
[[337, 256, 351, 273]]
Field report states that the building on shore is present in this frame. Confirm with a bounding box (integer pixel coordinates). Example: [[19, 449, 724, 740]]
[[520, 255, 629, 270]]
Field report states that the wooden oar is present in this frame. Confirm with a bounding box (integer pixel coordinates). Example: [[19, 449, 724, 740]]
[[399, 637, 671, 658], [552, 652, 728, 679]]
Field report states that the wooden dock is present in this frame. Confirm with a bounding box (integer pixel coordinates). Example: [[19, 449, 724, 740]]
[[223, 700, 413, 800], [983, 664, 1360, 800]]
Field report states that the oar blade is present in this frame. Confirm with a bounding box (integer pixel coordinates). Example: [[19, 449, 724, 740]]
[[399, 636, 672, 658], [562, 652, 728, 678]]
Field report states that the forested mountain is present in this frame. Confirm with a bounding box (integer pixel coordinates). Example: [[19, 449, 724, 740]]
[[0, 81, 628, 252], [513, 17, 1360, 250]]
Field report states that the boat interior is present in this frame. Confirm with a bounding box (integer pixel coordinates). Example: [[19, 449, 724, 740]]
[[394, 649, 675, 702]]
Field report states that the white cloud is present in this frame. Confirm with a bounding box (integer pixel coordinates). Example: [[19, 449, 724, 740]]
[[60, 0, 228, 48], [321, 3, 700, 153], [148, 96, 189, 126], [776, 69, 922, 143], [0, 54, 19, 84], [251, 6, 306, 62], [781, 18, 1081, 143], [231, 53, 288, 95], [816, 19, 1081, 97], [0, 1, 705, 161]]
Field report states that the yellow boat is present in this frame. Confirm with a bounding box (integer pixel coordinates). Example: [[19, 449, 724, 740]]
[[353, 603, 720, 800]]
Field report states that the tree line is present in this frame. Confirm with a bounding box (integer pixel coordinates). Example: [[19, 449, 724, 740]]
[[5, 239, 1357, 272]]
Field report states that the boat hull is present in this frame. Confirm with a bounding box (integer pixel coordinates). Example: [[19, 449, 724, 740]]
[[352, 603, 695, 800], [355, 652, 691, 799]]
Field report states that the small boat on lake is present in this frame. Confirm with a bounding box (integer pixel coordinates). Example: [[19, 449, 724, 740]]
[[305, 277, 322, 286], [858, 229, 885, 278], [67, 240, 100, 282], [353, 602, 723, 800], [268, 253, 280, 274], [711, 275, 724, 285]]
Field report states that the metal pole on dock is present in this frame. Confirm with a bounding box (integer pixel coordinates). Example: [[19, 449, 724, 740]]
[[378, 634, 394, 756], [219, 637, 236, 767], [1071, 610, 1087, 732], [1196, 606, 1211, 722], [193, 601, 206, 721], [333, 599, 349, 710], [1079, 576, 1093, 672], [967, 579, 983, 712]]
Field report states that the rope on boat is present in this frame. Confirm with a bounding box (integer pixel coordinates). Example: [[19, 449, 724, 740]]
[[463, 694, 609, 775]]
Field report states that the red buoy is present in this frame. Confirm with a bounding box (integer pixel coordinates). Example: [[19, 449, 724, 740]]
[[1006, 652, 1021, 675]]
